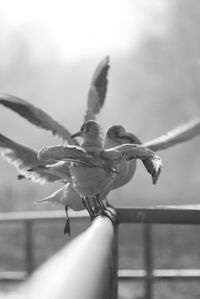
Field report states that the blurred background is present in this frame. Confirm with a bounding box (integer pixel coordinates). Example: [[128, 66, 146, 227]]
[[0, 0, 200, 298]]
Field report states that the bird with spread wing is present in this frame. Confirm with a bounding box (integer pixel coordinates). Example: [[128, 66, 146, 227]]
[[1, 117, 200, 229], [0, 56, 110, 232], [37, 120, 161, 220], [1, 57, 200, 233]]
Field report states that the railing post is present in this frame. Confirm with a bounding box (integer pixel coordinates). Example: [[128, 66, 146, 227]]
[[111, 223, 119, 299], [24, 220, 34, 274], [143, 223, 153, 299]]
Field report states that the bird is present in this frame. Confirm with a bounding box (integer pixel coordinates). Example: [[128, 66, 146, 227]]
[[1, 55, 200, 230], [38, 120, 161, 220], [0, 56, 110, 233], [1, 118, 200, 228], [104, 118, 200, 189], [37, 118, 200, 209], [104, 126, 161, 188]]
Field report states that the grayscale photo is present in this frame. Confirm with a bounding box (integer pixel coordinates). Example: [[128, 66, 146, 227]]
[[0, 1, 200, 298]]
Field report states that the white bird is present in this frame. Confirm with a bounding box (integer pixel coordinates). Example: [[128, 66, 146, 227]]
[[40, 118, 200, 209], [38, 120, 161, 219], [104, 118, 200, 189], [1, 118, 200, 228], [1, 55, 200, 230], [0, 57, 110, 233], [104, 126, 161, 187]]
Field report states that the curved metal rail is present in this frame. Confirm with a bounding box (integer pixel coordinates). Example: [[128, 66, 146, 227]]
[[16, 215, 118, 299]]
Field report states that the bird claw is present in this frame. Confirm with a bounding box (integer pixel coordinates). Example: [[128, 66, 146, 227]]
[[101, 208, 115, 222], [92, 196, 117, 223]]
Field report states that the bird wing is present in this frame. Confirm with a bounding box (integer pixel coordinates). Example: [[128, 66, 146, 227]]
[[0, 94, 79, 145], [38, 145, 106, 168], [103, 144, 162, 177], [143, 118, 200, 152], [84, 56, 109, 121], [0, 133, 64, 184], [104, 144, 159, 160], [126, 132, 161, 184]]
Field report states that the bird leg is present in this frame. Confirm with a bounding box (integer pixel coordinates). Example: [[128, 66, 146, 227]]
[[92, 197, 99, 214], [82, 197, 98, 221], [95, 194, 113, 221], [63, 206, 71, 235]]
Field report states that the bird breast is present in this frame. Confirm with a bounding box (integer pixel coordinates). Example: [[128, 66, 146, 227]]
[[111, 159, 130, 189], [70, 165, 116, 197]]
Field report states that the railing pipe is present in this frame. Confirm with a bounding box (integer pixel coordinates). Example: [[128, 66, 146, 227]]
[[112, 223, 119, 298], [118, 269, 200, 280], [25, 220, 34, 274], [143, 223, 153, 299], [18, 214, 118, 299], [118, 205, 200, 224]]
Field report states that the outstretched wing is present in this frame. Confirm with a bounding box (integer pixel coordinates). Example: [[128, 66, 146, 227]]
[[0, 133, 63, 184], [103, 143, 162, 180], [0, 94, 79, 145], [143, 118, 200, 152], [38, 145, 105, 168], [103, 144, 159, 160], [126, 132, 161, 184], [84, 56, 110, 121]]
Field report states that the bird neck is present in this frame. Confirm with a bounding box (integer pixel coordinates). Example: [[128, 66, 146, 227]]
[[104, 137, 120, 149]]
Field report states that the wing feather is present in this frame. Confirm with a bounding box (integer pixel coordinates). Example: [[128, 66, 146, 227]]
[[103, 144, 158, 160], [85, 56, 109, 121], [0, 94, 79, 145], [38, 145, 105, 168], [126, 132, 161, 184], [143, 118, 200, 152], [0, 133, 62, 183]]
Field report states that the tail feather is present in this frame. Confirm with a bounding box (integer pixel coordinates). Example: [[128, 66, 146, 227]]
[[36, 187, 64, 205]]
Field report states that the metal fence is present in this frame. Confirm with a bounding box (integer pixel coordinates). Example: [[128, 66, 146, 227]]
[[1, 205, 200, 298]]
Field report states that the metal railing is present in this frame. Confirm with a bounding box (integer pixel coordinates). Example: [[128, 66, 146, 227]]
[[1, 205, 200, 298], [18, 216, 118, 299]]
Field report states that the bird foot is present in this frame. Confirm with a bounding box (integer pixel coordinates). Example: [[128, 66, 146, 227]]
[[94, 197, 117, 223], [63, 218, 71, 235], [64, 206, 71, 235], [100, 208, 115, 222], [89, 211, 100, 221]]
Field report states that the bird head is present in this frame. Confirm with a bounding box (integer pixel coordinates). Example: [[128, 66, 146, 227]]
[[71, 120, 103, 141], [105, 125, 133, 146]]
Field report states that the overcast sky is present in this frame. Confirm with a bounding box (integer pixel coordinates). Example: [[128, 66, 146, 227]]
[[0, 0, 170, 65]]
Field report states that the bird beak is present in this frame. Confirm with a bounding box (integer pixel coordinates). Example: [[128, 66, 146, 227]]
[[71, 131, 82, 138]]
